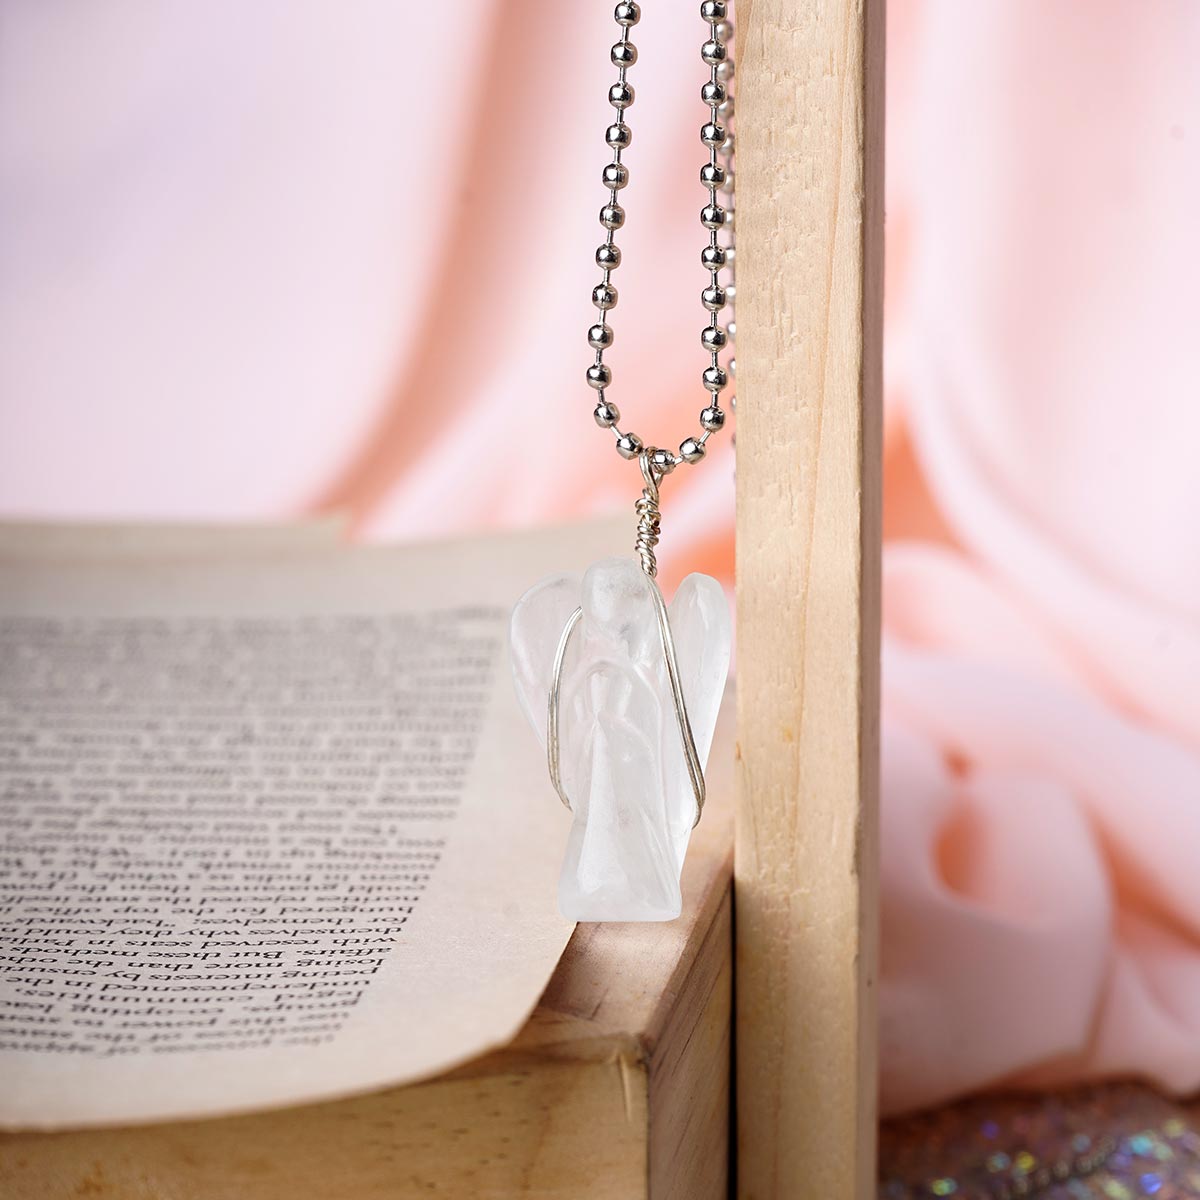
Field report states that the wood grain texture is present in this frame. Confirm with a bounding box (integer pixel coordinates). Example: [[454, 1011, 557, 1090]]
[[733, 0, 884, 1197], [0, 711, 737, 1200]]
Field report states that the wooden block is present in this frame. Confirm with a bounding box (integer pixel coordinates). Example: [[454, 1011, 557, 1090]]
[[734, 1, 885, 1198], [0, 713, 735, 1200]]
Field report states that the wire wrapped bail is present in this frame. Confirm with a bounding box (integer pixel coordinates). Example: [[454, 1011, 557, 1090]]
[[635, 449, 663, 578], [547, 447, 705, 826]]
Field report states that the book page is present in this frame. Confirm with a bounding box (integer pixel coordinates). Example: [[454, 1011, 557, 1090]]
[[0, 516, 345, 563], [0, 520, 624, 1129]]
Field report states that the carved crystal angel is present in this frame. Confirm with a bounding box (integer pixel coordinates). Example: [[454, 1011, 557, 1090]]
[[510, 556, 730, 922]]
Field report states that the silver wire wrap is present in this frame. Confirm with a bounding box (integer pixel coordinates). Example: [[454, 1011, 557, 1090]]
[[546, 453, 706, 828], [546, 606, 583, 812], [634, 451, 662, 578]]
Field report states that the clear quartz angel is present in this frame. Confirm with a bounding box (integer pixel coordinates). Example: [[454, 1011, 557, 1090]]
[[510, 556, 730, 922], [512, 0, 736, 920]]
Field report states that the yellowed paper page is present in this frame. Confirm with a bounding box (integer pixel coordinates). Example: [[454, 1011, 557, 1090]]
[[0, 520, 624, 1129]]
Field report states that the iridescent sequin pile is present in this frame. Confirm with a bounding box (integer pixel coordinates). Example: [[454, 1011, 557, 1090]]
[[880, 1085, 1200, 1199]]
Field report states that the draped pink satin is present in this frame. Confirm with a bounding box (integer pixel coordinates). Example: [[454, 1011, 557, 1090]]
[[1, 1, 1196, 1116]]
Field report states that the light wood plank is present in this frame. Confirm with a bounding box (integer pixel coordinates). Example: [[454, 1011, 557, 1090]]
[[733, 0, 884, 1196]]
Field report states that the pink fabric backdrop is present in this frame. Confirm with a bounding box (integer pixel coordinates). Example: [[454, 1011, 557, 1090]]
[[2, 1, 1197, 1115]]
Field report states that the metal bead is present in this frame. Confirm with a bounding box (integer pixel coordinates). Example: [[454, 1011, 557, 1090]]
[[615, 431, 643, 459], [725, 283, 737, 304], [727, 320, 736, 340], [593, 283, 618, 310], [608, 82, 635, 109], [728, 357, 736, 376], [602, 162, 629, 190], [588, 323, 614, 349], [600, 203, 626, 229], [594, 400, 620, 428], [606, 122, 632, 149], [723, 246, 736, 271], [649, 447, 678, 475], [611, 40, 637, 67], [587, 363, 612, 390], [579, 0, 736, 476]]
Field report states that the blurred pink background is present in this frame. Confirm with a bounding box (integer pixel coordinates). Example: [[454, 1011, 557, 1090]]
[[2, 2, 1197, 1116]]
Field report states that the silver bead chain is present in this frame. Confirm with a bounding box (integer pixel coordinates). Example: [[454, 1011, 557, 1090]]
[[587, 1, 736, 483]]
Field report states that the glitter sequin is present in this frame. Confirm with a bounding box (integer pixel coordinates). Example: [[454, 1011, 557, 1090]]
[[879, 1084, 1200, 1200]]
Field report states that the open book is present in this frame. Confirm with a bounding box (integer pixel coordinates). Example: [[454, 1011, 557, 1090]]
[[0, 519, 623, 1130]]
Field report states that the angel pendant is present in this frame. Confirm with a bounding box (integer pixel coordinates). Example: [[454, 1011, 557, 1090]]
[[510, 556, 730, 922]]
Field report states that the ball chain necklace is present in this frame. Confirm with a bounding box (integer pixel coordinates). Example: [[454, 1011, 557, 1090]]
[[509, 2, 736, 923]]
